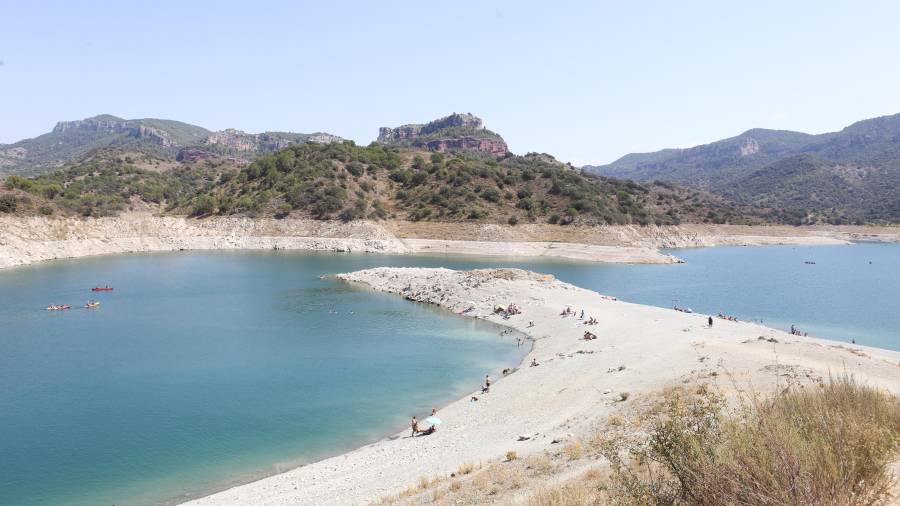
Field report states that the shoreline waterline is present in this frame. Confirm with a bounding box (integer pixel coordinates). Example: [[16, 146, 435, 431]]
[[184, 266, 900, 505], [161, 318, 534, 506]]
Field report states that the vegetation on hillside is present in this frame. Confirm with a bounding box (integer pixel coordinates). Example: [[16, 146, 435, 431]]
[[588, 112, 900, 224], [1, 141, 799, 226], [175, 141, 763, 225], [1, 153, 226, 217], [719, 154, 900, 224]]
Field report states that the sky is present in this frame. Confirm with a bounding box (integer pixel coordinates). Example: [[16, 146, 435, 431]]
[[2, 1, 900, 165]]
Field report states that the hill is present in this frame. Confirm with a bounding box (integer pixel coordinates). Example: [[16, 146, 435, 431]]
[[0, 115, 343, 177], [0, 141, 766, 226], [586, 112, 900, 224], [176, 142, 764, 226]]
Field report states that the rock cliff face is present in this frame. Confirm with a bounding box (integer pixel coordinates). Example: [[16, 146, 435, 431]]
[[377, 113, 508, 156], [426, 137, 508, 156], [203, 129, 343, 154], [377, 113, 483, 143], [53, 117, 174, 147]]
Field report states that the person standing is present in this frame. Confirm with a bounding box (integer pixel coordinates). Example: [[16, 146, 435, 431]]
[[411, 416, 418, 436], [708, 316, 713, 328]]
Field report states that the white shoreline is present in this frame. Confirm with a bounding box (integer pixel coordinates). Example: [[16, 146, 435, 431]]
[[2, 213, 885, 271], [183, 267, 900, 506]]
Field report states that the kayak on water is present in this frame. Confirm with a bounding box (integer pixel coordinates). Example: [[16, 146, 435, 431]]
[[91, 286, 114, 292], [84, 301, 101, 309]]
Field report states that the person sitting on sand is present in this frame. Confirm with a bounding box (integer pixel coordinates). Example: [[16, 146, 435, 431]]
[[411, 416, 419, 436], [420, 425, 436, 436], [530, 358, 539, 367], [482, 375, 491, 393], [431, 408, 437, 416]]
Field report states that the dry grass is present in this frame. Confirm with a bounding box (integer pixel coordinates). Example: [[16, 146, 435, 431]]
[[604, 374, 900, 505], [526, 481, 593, 505], [456, 461, 475, 475], [563, 441, 584, 460], [505, 450, 518, 462], [525, 454, 553, 474]]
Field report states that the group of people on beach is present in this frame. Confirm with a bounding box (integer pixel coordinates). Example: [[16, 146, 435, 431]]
[[718, 312, 738, 322], [493, 303, 521, 319], [561, 306, 599, 327], [410, 408, 439, 437]]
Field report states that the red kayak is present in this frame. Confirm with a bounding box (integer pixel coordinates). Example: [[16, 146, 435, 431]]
[[91, 286, 114, 292]]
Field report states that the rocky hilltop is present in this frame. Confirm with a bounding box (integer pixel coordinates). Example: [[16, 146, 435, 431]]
[[203, 129, 342, 154], [52, 116, 176, 147], [0, 115, 343, 176], [377, 113, 508, 156]]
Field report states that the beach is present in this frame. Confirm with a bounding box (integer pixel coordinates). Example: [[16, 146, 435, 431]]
[[183, 267, 900, 505]]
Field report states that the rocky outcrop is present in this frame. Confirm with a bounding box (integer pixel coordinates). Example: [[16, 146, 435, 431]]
[[203, 129, 343, 154], [377, 113, 483, 143], [426, 137, 508, 156], [377, 113, 508, 156], [740, 138, 760, 156], [176, 148, 221, 163], [53, 117, 174, 147]]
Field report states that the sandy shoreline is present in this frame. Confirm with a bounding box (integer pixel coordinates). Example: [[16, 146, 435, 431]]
[[183, 267, 900, 506], [3, 214, 893, 271]]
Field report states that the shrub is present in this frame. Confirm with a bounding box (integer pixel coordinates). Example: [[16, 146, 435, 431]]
[[505, 450, 518, 462], [0, 194, 17, 213], [191, 195, 215, 217], [457, 462, 475, 475], [507, 215, 519, 226], [274, 203, 292, 219], [604, 375, 900, 505]]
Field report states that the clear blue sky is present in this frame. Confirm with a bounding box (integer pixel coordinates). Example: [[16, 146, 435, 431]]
[[2, 0, 900, 164]]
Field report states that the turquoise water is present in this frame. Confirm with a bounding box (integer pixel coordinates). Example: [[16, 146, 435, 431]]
[[1, 242, 897, 505], [0, 252, 527, 506]]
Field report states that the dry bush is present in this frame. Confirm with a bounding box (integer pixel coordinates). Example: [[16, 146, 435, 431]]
[[449, 479, 462, 491], [525, 454, 553, 474], [604, 374, 900, 505], [564, 440, 584, 460], [505, 450, 518, 461], [456, 461, 475, 475], [527, 481, 594, 506]]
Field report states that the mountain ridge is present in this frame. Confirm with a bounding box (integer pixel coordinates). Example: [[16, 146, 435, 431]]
[[0, 115, 343, 177], [585, 112, 900, 223]]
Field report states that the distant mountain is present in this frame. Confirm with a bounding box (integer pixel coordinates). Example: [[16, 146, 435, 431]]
[[585, 113, 900, 224], [377, 113, 508, 156], [0, 115, 343, 177]]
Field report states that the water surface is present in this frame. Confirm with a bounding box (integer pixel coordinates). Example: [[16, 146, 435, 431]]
[[1, 242, 897, 505]]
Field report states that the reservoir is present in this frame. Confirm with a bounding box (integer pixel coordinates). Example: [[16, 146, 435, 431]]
[[0, 242, 896, 504]]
